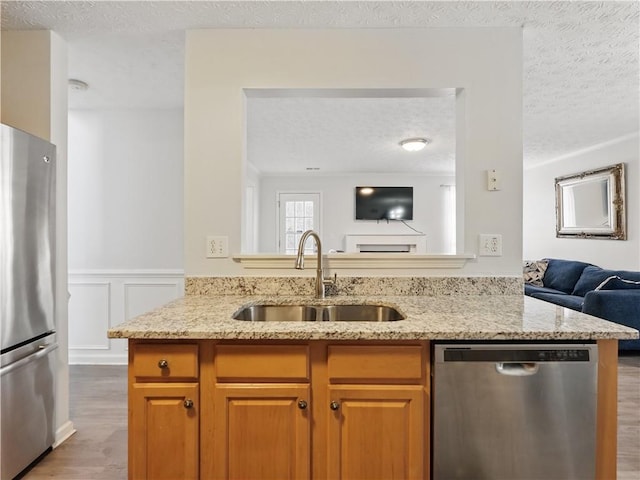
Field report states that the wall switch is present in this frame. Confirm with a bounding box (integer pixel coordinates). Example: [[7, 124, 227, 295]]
[[479, 234, 502, 256], [487, 169, 500, 191], [206, 235, 229, 258]]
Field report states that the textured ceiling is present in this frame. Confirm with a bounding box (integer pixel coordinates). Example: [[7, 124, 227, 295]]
[[1, 1, 638, 172], [248, 95, 456, 174]]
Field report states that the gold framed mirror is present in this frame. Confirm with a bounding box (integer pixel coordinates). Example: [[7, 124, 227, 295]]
[[555, 163, 626, 239]]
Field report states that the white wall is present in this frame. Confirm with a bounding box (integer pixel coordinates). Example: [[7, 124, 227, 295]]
[[243, 162, 261, 253], [67, 109, 185, 364], [68, 109, 184, 269], [523, 134, 639, 269], [258, 174, 455, 254], [185, 28, 523, 276]]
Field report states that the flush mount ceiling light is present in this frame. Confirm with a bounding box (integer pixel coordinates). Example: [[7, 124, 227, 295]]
[[68, 78, 89, 91], [399, 137, 430, 152]]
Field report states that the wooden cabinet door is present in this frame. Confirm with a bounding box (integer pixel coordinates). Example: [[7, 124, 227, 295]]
[[130, 383, 199, 480], [213, 384, 310, 480], [327, 385, 425, 480]]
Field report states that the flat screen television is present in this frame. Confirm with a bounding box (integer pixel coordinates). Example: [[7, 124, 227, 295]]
[[355, 186, 413, 220]]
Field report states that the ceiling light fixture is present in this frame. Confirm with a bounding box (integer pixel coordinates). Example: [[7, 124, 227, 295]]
[[68, 79, 89, 91], [399, 137, 429, 152]]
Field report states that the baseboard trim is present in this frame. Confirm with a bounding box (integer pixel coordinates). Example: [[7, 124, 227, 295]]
[[53, 420, 76, 448], [69, 352, 128, 365]]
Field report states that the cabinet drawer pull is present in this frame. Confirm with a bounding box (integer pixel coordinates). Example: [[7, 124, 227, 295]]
[[330, 401, 340, 411], [183, 399, 194, 409], [297, 400, 308, 410], [158, 359, 169, 369]]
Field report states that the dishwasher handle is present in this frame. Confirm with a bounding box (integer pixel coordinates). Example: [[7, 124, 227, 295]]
[[495, 362, 539, 376]]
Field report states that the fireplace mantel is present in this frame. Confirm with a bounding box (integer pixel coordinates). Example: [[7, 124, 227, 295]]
[[345, 234, 427, 254]]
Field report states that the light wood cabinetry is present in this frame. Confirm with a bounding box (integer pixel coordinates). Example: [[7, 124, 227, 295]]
[[129, 341, 200, 480], [130, 383, 199, 480], [132, 343, 198, 380], [129, 340, 430, 480], [327, 385, 425, 480], [212, 384, 311, 479], [325, 345, 428, 480], [211, 344, 311, 479]]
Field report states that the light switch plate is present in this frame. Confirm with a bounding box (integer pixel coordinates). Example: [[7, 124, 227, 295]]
[[206, 235, 229, 258], [487, 169, 500, 191]]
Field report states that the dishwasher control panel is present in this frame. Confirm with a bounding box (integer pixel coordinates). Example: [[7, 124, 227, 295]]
[[442, 347, 591, 362]]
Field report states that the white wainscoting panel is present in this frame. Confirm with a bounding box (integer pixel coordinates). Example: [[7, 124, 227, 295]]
[[68, 270, 184, 365], [125, 283, 181, 319], [68, 282, 110, 350]]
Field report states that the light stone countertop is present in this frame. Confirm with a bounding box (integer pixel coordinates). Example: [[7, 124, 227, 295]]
[[107, 295, 639, 341]]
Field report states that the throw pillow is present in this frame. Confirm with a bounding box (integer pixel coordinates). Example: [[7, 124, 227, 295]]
[[595, 275, 640, 291], [523, 259, 549, 286], [572, 265, 640, 296]]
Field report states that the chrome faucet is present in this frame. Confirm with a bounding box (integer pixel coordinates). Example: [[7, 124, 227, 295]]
[[295, 230, 336, 298]]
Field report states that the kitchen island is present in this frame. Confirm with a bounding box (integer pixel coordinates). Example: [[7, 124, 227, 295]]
[[109, 294, 638, 480]]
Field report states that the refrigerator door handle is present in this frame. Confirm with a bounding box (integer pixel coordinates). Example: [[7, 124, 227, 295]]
[[0, 343, 58, 377]]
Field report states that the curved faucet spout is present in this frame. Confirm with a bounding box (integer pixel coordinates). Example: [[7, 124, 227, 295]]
[[294, 230, 334, 298], [295, 230, 321, 270]]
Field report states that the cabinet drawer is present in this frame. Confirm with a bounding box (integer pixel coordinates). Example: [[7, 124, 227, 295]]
[[215, 345, 309, 381], [133, 343, 199, 381], [328, 345, 424, 383]]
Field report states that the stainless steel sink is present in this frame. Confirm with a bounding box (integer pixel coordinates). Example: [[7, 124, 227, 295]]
[[320, 304, 404, 322], [232, 305, 319, 322], [232, 304, 405, 322]]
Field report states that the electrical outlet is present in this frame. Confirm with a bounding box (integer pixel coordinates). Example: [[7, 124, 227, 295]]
[[479, 234, 502, 256], [206, 235, 229, 258]]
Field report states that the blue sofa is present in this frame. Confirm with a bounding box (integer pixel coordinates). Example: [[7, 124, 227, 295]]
[[524, 258, 640, 351]]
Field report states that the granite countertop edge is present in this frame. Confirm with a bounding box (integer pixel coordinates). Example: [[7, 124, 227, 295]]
[[107, 295, 640, 341]]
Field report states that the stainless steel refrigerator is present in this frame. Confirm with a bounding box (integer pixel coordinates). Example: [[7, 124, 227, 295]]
[[1, 123, 58, 479]]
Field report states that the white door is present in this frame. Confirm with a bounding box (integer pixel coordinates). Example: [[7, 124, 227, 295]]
[[277, 193, 321, 254]]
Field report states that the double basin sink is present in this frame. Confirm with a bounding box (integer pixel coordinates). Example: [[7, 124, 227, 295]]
[[233, 304, 405, 322]]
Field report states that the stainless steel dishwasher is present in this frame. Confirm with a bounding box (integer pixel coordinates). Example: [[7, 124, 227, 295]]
[[432, 343, 598, 480]]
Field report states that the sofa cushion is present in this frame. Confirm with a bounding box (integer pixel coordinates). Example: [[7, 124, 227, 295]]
[[572, 266, 640, 296], [523, 259, 549, 286], [524, 284, 567, 296], [583, 290, 640, 351], [529, 292, 584, 311], [542, 258, 591, 294]]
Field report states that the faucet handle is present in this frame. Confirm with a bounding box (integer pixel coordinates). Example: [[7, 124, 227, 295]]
[[323, 273, 337, 286], [322, 273, 337, 297]]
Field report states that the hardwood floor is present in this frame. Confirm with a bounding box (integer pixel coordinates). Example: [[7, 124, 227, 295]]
[[22, 355, 640, 479], [617, 353, 640, 480]]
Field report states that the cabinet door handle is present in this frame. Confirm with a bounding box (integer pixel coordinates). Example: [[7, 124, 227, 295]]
[[330, 401, 340, 411], [158, 359, 169, 368], [184, 399, 194, 409], [297, 400, 308, 410]]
